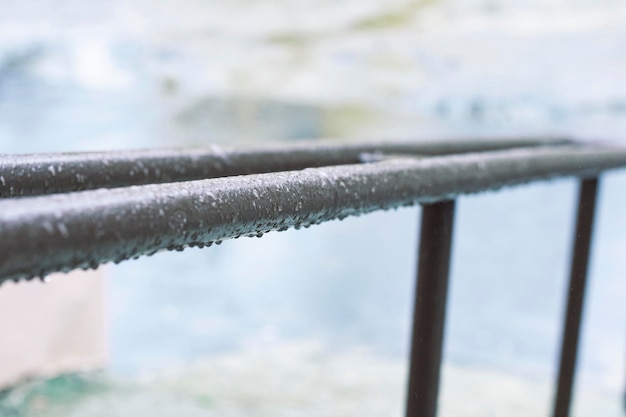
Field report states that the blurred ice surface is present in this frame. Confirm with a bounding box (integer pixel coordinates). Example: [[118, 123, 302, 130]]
[[2, 342, 623, 416], [1, 0, 626, 415], [2, 0, 626, 149]]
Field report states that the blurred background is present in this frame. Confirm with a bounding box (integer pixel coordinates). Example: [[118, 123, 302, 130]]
[[1, 0, 626, 415]]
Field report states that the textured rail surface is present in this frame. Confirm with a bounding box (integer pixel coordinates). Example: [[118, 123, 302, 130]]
[[0, 137, 568, 198], [1, 144, 625, 284]]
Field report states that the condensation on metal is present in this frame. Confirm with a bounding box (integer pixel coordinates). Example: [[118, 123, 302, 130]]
[[0, 137, 569, 198], [0, 144, 625, 284]]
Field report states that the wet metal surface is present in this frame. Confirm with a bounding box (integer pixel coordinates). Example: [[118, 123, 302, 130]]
[[0, 143, 625, 284], [0, 137, 568, 198]]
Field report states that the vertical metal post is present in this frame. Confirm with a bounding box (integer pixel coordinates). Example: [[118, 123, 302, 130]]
[[406, 200, 456, 417], [553, 177, 599, 417]]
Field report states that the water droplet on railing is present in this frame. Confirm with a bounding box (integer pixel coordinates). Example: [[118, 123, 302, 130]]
[[57, 223, 69, 238]]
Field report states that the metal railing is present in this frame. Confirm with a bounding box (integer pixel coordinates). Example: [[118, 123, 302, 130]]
[[1, 137, 625, 417]]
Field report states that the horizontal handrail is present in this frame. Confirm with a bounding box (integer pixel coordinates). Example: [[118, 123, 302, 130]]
[[0, 142, 625, 284], [1, 137, 623, 417], [0, 136, 568, 198]]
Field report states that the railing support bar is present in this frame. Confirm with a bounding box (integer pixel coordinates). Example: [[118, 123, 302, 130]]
[[406, 200, 456, 417], [552, 177, 599, 417]]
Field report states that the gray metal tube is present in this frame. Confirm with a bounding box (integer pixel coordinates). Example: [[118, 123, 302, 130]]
[[0, 145, 624, 284], [0, 137, 569, 197], [406, 201, 455, 417], [552, 178, 599, 417]]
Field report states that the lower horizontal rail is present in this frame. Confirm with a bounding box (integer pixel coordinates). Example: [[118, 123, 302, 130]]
[[0, 145, 625, 284]]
